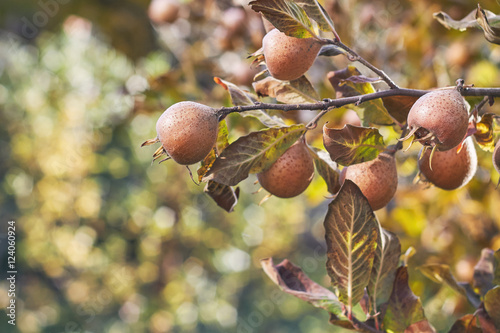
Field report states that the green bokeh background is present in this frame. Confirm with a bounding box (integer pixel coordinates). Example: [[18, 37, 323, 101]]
[[1, 0, 500, 332]]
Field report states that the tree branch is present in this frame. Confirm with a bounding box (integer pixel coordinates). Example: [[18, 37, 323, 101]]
[[217, 87, 500, 120]]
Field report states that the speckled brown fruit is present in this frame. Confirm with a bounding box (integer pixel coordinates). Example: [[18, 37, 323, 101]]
[[156, 101, 218, 165], [492, 140, 500, 174], [341, 152, 398, 210], [406, 89, 468, 151], [418, 137, 477, 190], [257, 140, 315, 198], [262, 29, 322, 81]]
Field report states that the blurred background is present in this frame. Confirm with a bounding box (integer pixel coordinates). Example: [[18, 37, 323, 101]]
[[0, 0, 500, 332]]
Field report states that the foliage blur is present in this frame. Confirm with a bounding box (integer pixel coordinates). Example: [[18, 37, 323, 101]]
[[0, 0, 500, 332]]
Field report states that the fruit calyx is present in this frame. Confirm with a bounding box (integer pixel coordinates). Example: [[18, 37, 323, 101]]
[[401, 87, 469, 156]]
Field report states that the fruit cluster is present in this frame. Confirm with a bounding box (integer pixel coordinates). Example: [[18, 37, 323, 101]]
[[142, 14, 499, 212]]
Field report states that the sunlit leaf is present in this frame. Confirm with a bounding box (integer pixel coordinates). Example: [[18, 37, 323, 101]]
[[418, 264, 467, 295], [368, 228, 401, 311], [197, 120, 230, 182], [382, 95, 420, 124], [214, 77, 285, 127], [261, 258, 345, 315], [294, 0, 335, 33], [473, 248, 495, 296], [382, 266, 429, 332], [476, 5, 500, 45], [204, 181, 240, 213], [448, 314, 482, 333], [323, 124, 386, 166], [250, 0, 318, 38], [342, 79, 394, 126], [253, 75, 320, 104], [324, 179, 379, 310], [308, 146, 341, 194], [433, 7, 500, 31], [484, 286, 500, 328], [474, 113, 495, 152], [203, 125, 306, 186], [494, 249, 500, 285]]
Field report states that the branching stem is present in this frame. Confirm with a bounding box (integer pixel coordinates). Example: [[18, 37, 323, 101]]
[[217, 87, 500, 120]]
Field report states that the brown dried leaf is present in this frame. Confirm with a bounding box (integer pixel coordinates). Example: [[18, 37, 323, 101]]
[[204, 181, 240, 213], [261, 258, 344, 315], [381, 95, 420, 124]]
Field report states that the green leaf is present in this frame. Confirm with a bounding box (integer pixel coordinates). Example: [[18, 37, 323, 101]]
[[261, 258, 345, 316], [367, 228, 401, 312], [484, 286, 500, 328], [324, 179, 379, 310], [214, 77, 286, 128], [250, 0, 318, 38], [417, 264, 468, 296], [474, 113, 496, 152], [448, 314, 482, 333], [323, 124, 386, 166], [308, 146, 341, 194], [342, 79, 394, 126], [433, 7, 500, 31], [253, 75, 320, 104], [204, 181, 240, 213], [473, 248, 495, 296], [293, 0, 335, 33], [203, 125, 306, 186], [382, 266, 429, 332]]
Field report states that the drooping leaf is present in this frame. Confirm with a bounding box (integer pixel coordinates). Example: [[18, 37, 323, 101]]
[[324, 179, 379, 310], [319, 44, 346, 57], [327, 66, 363, 99], [381, 95, 420, 124], [250, 0, 318, 38], [323, 124, 386, 166], [342, 79, 394, 126], [214, 77, 286, 128], [448, 314, 482, 333], [367, 228, 401, 312], [261, 258, 345, 316], [476, 307, 498, 333], [433, 7, 500, 31], [473, 248, 495, 296], [294, 0, 336, 33], [476, 5, 500, 45], [203, 125, 306, 186], [474, 113, 495, 152], [417, 264, 467, 295], [484, 286, 500, 328], [458, 282, 482, 309], [197, 120, 230, 182], [204, 181, 240, 213], [382, 266, 429, 333], [308, 146, 341, 194], [253, 75, 320, 104]]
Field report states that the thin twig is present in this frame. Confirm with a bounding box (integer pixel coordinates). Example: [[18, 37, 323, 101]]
[[330, 39, 400, 89]]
